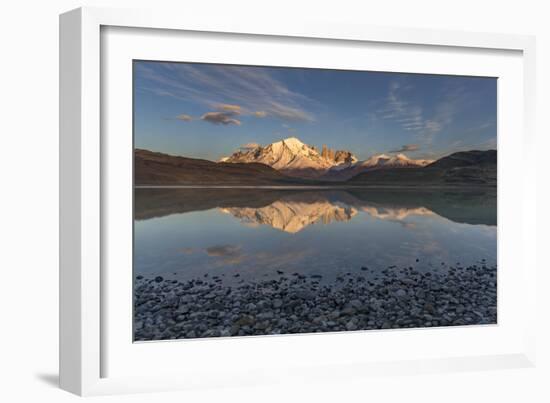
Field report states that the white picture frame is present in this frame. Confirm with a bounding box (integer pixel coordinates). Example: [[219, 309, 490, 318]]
[[59, 6, 537, 396]]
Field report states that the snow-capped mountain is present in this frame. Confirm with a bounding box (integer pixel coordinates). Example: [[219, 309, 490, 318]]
[[325, 153, 434, 180], [221, 136, 432, 180], [355, 153, 433, 170], [221, 137, 356, 178]]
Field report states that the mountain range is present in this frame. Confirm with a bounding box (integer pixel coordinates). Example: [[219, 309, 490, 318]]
[[221, 137, 433, 179], [135, 136, 496, 187], [349, 149, 496, 186]]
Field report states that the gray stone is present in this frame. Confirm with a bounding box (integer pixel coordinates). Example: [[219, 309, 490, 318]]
[[272, 299, 283, 309], [349, 299, 362, 309], [257, 312, 275, 321], [296, 290, 315, 300], [345, 320, 358, 331], [341, 306, 356, 316], [395, 289, 407, 298]]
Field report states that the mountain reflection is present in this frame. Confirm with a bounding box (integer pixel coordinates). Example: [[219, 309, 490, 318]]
[[135, 188, 496, 227], [218, 201, 445, 233], [360, 206, 435, 221], [220, 200, 357, 233]]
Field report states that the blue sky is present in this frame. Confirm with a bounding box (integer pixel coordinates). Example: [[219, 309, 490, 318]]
[[134, 61, 496, 161]]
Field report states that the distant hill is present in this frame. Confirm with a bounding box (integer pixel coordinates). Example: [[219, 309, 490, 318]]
[[135, 149, 305, 186], [426, 149, 496, 169], [348, 150, 496, 186]]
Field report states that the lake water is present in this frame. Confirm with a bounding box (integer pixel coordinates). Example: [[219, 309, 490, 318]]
[[133, 187, 497, 339], [134, 188, 496, 284]]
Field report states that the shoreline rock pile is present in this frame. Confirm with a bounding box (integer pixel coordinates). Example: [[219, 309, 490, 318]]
[[134, 263, 497, 341]]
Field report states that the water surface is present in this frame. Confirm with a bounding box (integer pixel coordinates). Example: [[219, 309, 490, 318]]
[[134, 188, 496, 284]]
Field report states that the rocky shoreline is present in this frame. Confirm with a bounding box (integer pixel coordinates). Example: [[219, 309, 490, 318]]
[[134, 262, 497, 341]]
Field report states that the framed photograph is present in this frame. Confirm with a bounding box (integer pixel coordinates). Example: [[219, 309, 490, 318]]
[[60, 7, 537, 396]]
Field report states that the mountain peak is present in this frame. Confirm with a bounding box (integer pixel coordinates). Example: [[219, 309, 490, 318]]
[[221, 137, 357, 178], [275, 136, 308, 154], [282, 136, 303, 145]]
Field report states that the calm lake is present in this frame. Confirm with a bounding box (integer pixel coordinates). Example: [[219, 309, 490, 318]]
[[134, 188, 497, 284]]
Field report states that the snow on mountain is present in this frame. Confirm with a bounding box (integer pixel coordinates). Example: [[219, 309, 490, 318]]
[[221, 136, 432, 180], [221, 137, 355, 178], [355, 153, 433, 170], [324, 153, 434, 180]]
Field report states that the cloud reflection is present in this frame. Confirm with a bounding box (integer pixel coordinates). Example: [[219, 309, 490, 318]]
[[203, 244, 311, 268]]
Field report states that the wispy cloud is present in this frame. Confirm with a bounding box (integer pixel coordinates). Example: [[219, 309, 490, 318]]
[[136, 62, 315, 122], [175, 114, 193, 122], [376, 81, 459, 144], [201, 111, 241, 126], [389, 144, 419, 153], [466, 118, 496, 133], [173, 104, 268, 127], [216, 104, 242, 113], [177, 247, 196, 254], [200, 103, 242, 125]]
